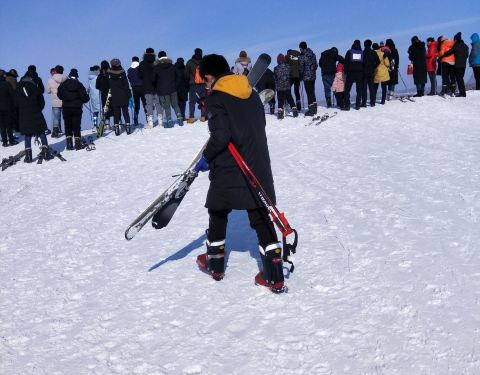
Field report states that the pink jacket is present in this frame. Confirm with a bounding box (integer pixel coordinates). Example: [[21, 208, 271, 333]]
[[47, 73, 66, 107], [331, 71, 346, 93]]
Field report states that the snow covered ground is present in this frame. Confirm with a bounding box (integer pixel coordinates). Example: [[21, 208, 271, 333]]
[[1, 92, 480, 374]]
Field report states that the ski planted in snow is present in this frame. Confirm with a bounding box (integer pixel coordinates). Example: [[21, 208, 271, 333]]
[[124, 54, 272, 240]]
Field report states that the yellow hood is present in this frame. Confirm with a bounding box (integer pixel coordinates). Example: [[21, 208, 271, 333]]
[[212, 74, 252, 99]]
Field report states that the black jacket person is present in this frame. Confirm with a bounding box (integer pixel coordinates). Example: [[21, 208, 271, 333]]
[[194, 54, 285, 293]]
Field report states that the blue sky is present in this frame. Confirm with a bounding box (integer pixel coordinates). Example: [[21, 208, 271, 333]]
[[1, 0, 479, 104]]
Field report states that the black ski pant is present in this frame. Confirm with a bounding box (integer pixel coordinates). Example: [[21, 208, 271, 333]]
[[277, 90, 296, 110], [178, 100, 187, 119], [24, 132, 48, 149], [113, 105, 130, 124], [428, 72, 437, 94], [63, 107, 82, 138], [303, 80, 316, 105], [188, 84, 206, 118], [345, 74, 363, 108], [207, 208, 278, 249], [441, 62, 456, 94], [132, 86, 146, 117], [0, 111, 15, 143], [454, 67, 466, 96], [291, 77, 302, 106], [362, 75, 375, 106], [334, 92, 345, 108], [374, 82, 387, 104], [474, 66, 480, 90]]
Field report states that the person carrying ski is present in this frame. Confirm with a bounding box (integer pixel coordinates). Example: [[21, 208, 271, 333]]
[[470, 33, 480, 90], [15, 70, 54, 162], [194, 54, 287, 293], [152, 51, 183, 127], [108, 58, 132, 135], [96, 60, 113, 129], [46, 65, 66, 137], [440, 32, 469, 97], [298, 41, 318, 115], [57, 69, 90, 150], [232, 50, 252, 75], [319, 47, 344, 108], [274, 53, 298, 119], [127, 56, 147, 125]]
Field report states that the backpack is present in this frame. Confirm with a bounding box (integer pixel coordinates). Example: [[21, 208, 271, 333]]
[[194, 66, 205, 84]]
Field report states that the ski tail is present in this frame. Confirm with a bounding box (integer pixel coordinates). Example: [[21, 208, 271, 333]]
[[247, 53, 271, 87], [227, 142, 298, 272]]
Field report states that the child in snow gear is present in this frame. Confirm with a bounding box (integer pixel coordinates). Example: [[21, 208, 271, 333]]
[[331, 63, 346, 109], [87, 65, 101, 129], [127, 56, 147, 125], [194, 54, 286, 293], [152, 51, 183, 127], [15, 71, 54, 161], [274, 54, 298, 119], [186, 48, 206, 123], [46, 65, 66, 137], [108, 58, 132, 135], [299, 41, 318, 115], [0, 70, 18, 147], [57, 69, 90, 150]]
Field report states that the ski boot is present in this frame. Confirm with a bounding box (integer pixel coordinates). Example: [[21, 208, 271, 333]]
[[74, 137, 85, 151], [9, 139, 19, 146], [197, 238, 225, 281], [177, 117, 184, 126], [304, 103, 315, 116], [114, 124, 121, 136], [292, 107, 298, 118], [277, 108, 284, 120], [40, 145, 54, 161], [66, 136, 74, 150], [125, 123, 132, 135], [296, 100, 302, 112], [51, 127, 59, 138], [24, 148, 32, 163], [186, 117, 195, 124], [200, 116, 207, 122], [1, 140, 7, 147], [326, 97, 332, 108], [255, 242, 285, 293]]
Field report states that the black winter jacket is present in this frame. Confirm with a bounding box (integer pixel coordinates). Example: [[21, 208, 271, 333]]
[[204, 74, 275, 210], [363, 47, 380, 76], [57, 78, 89, 108], [443, 40, 470, 68], [344, 42, 364, 77], [96, 70, 110, 104], [286, 50, 301, 79], [408, 41, 427, 84], [138, 53, 157, 93], [15, 78, 47, 135], [299, 48, 318, 81], [153, 58, 177, 96], [185, 54, 203, 85], [319, 48, 345, 76], [108, 67, 131, 106], [274, 63, 291, 91], [0, 76, 15, 113], [174, 61, 189, 102], [255, 68, 276, 92]]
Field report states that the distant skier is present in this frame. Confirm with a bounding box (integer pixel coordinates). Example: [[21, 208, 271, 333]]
[[255, 67, 276, 115], [408, 36, 428, 97], [440, 32, 469, 97], [96, 60, 112, 129], [298, 41, 318, 115], [152, 51, 183, 127], [438, 36, 456, 95], [362, 40, 380, 107], [108, 58, 132, 135], [194, 54, 287, 293], [127, 56, 146, 125], [232, 50, 252, 75], [87, 65, 101, 129], [46, 65, 66, 137], [385, 39, 399, 100], [186, 48, 206, 123], [425, 37, 439, 95], [0, 69, 18, 147], [174, 57, 189, 119], [373, 43, 390, 104], [286, 49, 302, 110], [57, 69, 90, 150], [331, 63, 346, 109], [15, 70, 54, 162], [470, 33, 480, 90], [274, 53, 298, 119], [138, 48, 160, 128], [319, 47, 344, 108], [343, 40, 364, 110]]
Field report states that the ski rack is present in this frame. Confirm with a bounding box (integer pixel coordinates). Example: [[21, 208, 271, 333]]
[[227, 142, 298, 271]]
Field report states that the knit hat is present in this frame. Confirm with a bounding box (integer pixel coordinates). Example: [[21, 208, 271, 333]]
[[239, 50, 247, 58], [454, 32, 462, 41], [379, 41, 385, 46], [69, 68, 79, 78], [55, 65, 64, 74], [176, 57, 184, 64], [89, 65, 100, 72], [110, 58, 121, 67], [27, 65, 37, 72], [198, 54, 230, 78], [364, 39, 372, 48], [194, 48, 203, 56], [427, 37, 434, 43], [336, 63, 344, 73], [277, 53, 285, 64], [299, 41, 307, 50], [158, 51, 167, 58], [146, 47, 154, 54], [132, 56, 139, 62], [372, 43, 379, 50], [8, 69, 18, 78]]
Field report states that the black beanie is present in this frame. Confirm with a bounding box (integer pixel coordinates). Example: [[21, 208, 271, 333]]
[[132, 56, 139, 62], [364, 39, 372, 48], [454, 32, 462, 41], [372, 43, 379, 50], [194, 48, 203, 56], [199, 54, 230, 78], [299, 41, 307, 50], [28, 65, 36, 72], [146, 47, 154, 54], [158, 51, 167, 58], [69, 68, 79, 78]]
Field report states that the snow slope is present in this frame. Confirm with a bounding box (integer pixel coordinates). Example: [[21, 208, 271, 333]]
[[1, 93, 480, 374]]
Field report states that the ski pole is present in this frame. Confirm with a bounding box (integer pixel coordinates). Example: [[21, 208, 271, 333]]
[[227, 142, 298, 271]]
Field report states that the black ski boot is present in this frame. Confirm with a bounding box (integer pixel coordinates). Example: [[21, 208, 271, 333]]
[[292, 107, 298, 118], [255, 242, 285, 293], [24, 148, 32, 163], [51, 127, 59, 138], [74, 137, 84, 151], [66, 136, 74, 151], [41, 146, 54, 161], [114, 124, 121, 136], [2, 140, 7, 147], [326, 97, 332, 108], [125, 123, 132, 135], [304, 103, 315, 116], [277, 108, 284, 120], [197, 238, 225, 281]]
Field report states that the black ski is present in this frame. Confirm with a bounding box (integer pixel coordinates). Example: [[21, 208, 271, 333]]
[[96, 89, 111, 137], [305, 112, 338, 126], [125, 54, 273, 240], [50, 148, 67, 161], [1, 150, 26, 171]]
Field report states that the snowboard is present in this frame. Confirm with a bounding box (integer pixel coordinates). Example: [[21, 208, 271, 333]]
[[124, 54, 272, 240], [258, 89, 275, 105], [96, 90, 112, 137]]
